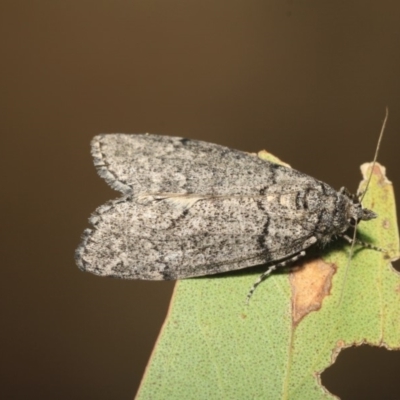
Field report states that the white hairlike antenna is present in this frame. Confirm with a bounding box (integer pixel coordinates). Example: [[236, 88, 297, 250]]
[[360, 107, 388, 202]]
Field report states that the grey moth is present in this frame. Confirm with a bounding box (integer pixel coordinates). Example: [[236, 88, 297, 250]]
[[75, 132, 382, 299]]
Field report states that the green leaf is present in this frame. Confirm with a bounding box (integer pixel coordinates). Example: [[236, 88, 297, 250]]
[[136, 152, 399, 400]]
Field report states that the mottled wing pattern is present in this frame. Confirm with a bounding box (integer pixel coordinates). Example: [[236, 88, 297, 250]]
[[91, 134, 312, 196], [77, 134, 338, 279], [77, 194, 321, 279]]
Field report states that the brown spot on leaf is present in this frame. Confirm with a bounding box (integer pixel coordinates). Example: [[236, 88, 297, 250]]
[[336, 340, 345, 348], [331, 340, 346, 363], [360, 162, 391, 187], [291, 259, 336, 325], [382, 219, 390, 229], [395, 284, 400, 295]]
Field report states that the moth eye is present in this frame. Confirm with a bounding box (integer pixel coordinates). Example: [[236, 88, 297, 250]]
[[349, 217, 357, 227]]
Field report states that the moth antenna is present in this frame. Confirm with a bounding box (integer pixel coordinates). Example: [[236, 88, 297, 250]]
[[340, 108, 388, 304], [359, 107, 388, 202]]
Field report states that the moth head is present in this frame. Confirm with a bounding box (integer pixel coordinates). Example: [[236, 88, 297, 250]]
[[359, 207, 377, 221], [348, 202, 377, 227]]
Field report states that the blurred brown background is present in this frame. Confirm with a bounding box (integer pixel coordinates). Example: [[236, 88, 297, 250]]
[[1, 1, 400, 399]]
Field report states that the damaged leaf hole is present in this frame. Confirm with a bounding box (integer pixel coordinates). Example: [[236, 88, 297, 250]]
[[322, 345, 400, 399], [392, 258, 400, 272]]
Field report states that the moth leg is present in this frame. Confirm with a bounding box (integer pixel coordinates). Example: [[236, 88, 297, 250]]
[[246, 251, 306, 304], [342, 234, 386, 253]]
